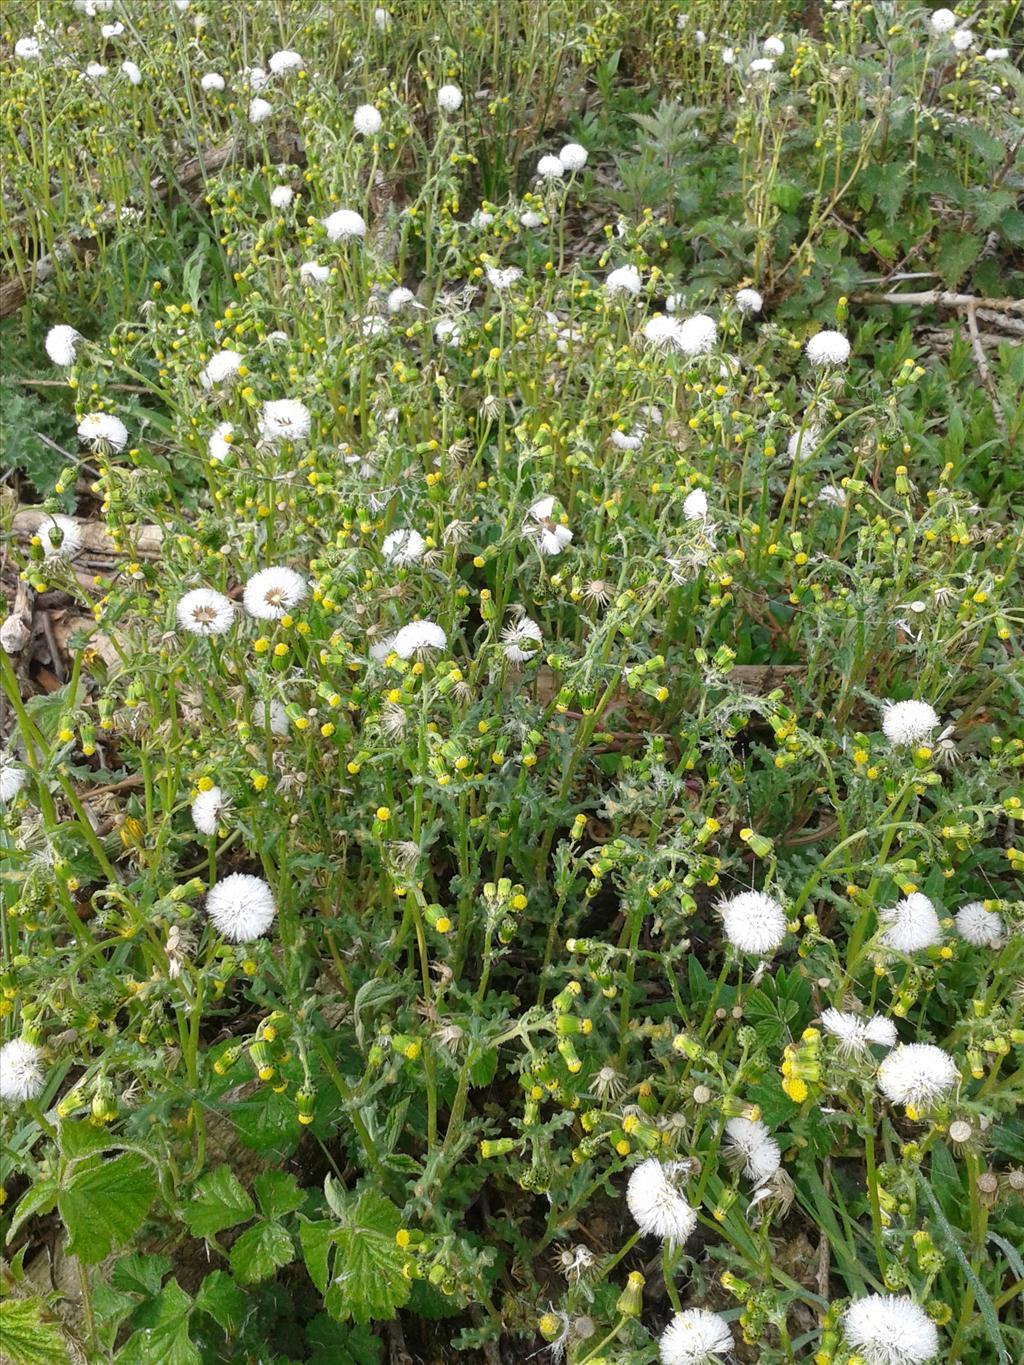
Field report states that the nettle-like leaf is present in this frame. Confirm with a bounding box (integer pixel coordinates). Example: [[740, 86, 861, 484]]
[[116, 1280, 198, 1365], [229, 1219, 295, 1285], [0, 1298, 70, 1365], [183, 1165, 255, 1240], [59, 1152, 158, 1266], [299, 1186, 410, 1325]]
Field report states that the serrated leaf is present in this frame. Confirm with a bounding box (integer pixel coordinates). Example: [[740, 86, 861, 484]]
[[59, 1152, 158, 1265], [116, 1281, 197, 1365], [306, 1313, 384, 1365], [92, 1282, 138, 1350], [110, 1253, 172, 1298], [6, 1177, 59, 1245], [0, 1298, 70, 1365], [229, 1220, 294, 1284], [59, 1119, 112, 1160], [193, 1271, 245, 1335], [183, 1165, 255, 1239], [299, 1217, 334, 1295], [253, 1169, 304, 1221], [324, 1189, 410, 1325], [469, 1048, 498, 1088]]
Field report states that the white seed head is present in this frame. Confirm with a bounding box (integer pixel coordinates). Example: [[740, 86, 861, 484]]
[[718, 890, 787, 954], [192, 786, 227, 836], [259, 398, 311, 443], [659, 1307, 733, 1365], [626, 1158, 697, 1243], [501, 616, 543, 663], [323, 209, 366, 242], [676, 313, 718, 357], [37, 513, 82, 561], [270, 184, 293, 209], [735, 287, 763, 315], [300, 261, 330, 286], [559, 142, 588, 171], [879, 893, 943, 953], [723, 1116, 781, 1183], [248, 97, 273, 124], [77, 411, 128, 452], [393, 620, 447, 659], [1, 757, 29, 805], [881, 699, 939, 747], [268, 49, 304, 74], [176, 588, 234, 636], [523, 496, 573, 556], [805, 329, 851, 366], [877, 1043, 958, 1109], [929, 9, 957, 36], [0, 1038, 45, 1104], [200, 349, 243, 389], [382, 528, 426, 566], [537, 154, 565, 180], [243, 566, 308, 621], [201, 72, 225, 92], [353, 103, 382, 136], [605, 264, 642, 296], [842, 1293, 939, 1365], [683, 489, 709, 522], [208, 422, 234, 461], [206, 873, 276, 942], [45, 324, 82, 366], [955, 901, 1003, 947], [437, 83, 463, 112]]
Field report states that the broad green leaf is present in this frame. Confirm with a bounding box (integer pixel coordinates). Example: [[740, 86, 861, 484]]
[[59, 1152, 158, 1265], [324, 1190, 410, 1325], [111, 1253, 172, 1298], [59, 1119, 111, 1160], [92, 1282, 138, 1350], [183, 1165, 255, 1239], [299, 1217, 334, 1295], [228, 1220, 294, 1284], [6, 1177, 59, 1245], [0, 1298, 70, 1365], [117, 1281, 197, 1365], [469, 1048, 498, 1088], [253, 1169, 304, 1221], [193, 1271, 245, 1335], [306, 1313, 384, 1364]]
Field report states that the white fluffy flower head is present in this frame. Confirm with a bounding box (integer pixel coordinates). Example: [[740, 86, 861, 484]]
[[882, 699, 939, 747], [501, 616, 542, 663], [393, 620, 447, 659], [605, 264, 642, 296], [719, 889, 787, 954], [208, 422, 234, 461], [537, 154, 565, 180], [437, 84, 463, 112], [300, 261, 330, 286], [15, 37, 42, 59], [200, 349, 243, 389], [0, 1038, 45, 1104], [201, 72, 225, 92], [929, 9, 956, 36], [523, 496, 573, 556], [206, 873, 276, 942], [1, 758, 28, 805], [243, 566, 307, 620], [763, 35, 785, 57], [259, 398, 311, 443], [387, 286, 416, 313], [683, 489, 709, 522], [877, 1043, 958, 1109], [249, 97, 272, 124], [324, 209, 366, 242], [806, 329, 851, 366], [676, 313, 718, 357], [955, 901, 1003, 947], [37, 513, 82, 561], [176, 588, 234, 636], [192, 786, 227, 836], [268, 49, 303, 74], [659, 1308, 733, 1365], [627, 1159, 697, 1243], [723, 1116, 781, 1183], [353, 103, 382, 136], [879, 892, 943, 953], [382, 528, 426, 566], [735, 287, 763, 315], [559, 142, 588, 171], [46, 324, 82, 366], [842, 1293, 939, 1365], [643, 314, 683, 348], [78, 411, 128, 451], [270, 185, 293, 209]]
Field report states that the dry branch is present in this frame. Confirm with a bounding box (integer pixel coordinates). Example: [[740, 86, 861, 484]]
[[853, 290, 1024, 314]]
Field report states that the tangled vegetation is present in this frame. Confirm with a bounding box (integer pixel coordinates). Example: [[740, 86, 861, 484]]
[[1, 2, 1022, 1362]]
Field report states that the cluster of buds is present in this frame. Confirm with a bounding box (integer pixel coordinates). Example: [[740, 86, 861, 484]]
[[481, 877, 528, 946], [550, 980, 592, 1074], [780, 1027, 821, 1102], [624, 653, 669, 703]]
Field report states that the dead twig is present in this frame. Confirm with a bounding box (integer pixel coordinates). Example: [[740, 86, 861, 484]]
[[852, 290, 1024, 313], [965, 301, 1008, 434]]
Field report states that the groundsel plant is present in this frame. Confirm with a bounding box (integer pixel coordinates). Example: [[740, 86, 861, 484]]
[[0, 1, 1022, 1362]]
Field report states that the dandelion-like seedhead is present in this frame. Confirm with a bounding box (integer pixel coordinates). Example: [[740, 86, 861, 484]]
[[718, 890, 787, 955], [259, 398, 312, 443], [382, 528, 426, 566], [37, 513, 83, 562], [323, 209, 367, 242], [0, 1038, 45, 1104], [501, 615, 542, 663], [205, 873, 277, 942], [243, 567, 308, 621], [955, 901, 1003, 947], [723, 1116, 781, 1183], [626, 1158, 698, 1243], [805, 329, 851, 366], [523, 496, 573, 556], [842, 1293, 939, 1365], [176, 588, 234, 636], [437, 83, 462, 112], [192, 786, 227, 836], [78, 411, 128, 451], [45, 324, 81, 366], [877, 1043, 958, 1109], [393, 620, 447, 659], [879, 893, 943, 953], [659, 1308, 733, 1365], [0, 757, 28, 805], [881, 699, 940, 748]]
